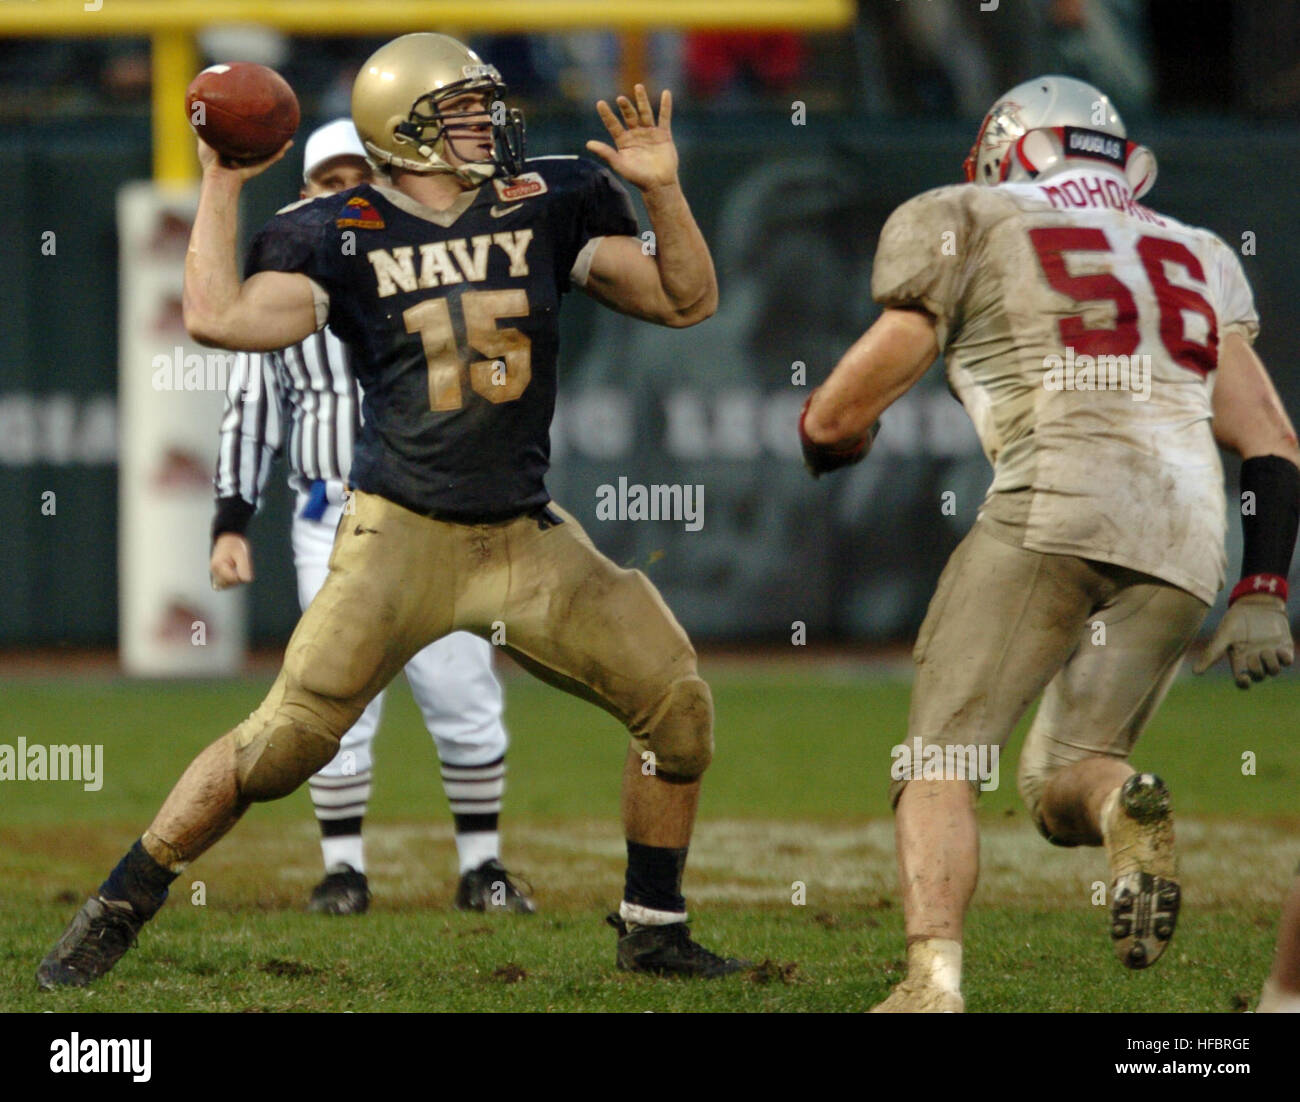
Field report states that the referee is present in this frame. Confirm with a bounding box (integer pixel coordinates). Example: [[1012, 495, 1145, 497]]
[[209, 119, 534, 917]]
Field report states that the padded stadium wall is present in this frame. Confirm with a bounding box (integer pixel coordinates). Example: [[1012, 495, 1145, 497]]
[[1, 118, 1297, 649]]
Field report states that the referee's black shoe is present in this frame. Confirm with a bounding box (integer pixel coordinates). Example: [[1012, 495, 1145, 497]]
[[308, 864, 371, 916], [455, 859, 536, 914]]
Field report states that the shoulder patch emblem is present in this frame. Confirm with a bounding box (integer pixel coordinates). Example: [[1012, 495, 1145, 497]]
[[493, 172, 548, 202], [336, 196, 385, 230]]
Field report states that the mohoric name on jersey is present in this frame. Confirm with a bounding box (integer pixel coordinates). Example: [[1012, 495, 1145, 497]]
[[1038, 174, 1167, 226], [367, 231, 533, 298], [1043, 347, 1152, 402]]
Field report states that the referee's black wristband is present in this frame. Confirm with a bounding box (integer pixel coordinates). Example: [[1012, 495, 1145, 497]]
[[212, 496, 255, 546], [1239, 454, 1300, 582]]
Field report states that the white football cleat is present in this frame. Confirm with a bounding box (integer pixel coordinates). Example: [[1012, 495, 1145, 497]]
[[1103, 772, 1179, 970], [869, 977, 964, 1013]]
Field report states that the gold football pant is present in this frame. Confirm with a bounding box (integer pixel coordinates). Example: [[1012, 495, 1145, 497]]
[[231, 490, 712, 806]]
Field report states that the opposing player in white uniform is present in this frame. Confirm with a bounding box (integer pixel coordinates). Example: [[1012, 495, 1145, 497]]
[[800, 76, 1300, 1011], [210, 120, 534, 916]]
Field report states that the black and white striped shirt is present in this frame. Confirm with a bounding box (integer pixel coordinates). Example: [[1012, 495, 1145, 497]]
[[211, 330, 362, 538]]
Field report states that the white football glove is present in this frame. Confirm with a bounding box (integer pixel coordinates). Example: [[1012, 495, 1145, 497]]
[[1193, 594, 1294, 688]]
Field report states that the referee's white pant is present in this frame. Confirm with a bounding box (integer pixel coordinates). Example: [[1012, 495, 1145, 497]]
[[292, 482, 509, 809]]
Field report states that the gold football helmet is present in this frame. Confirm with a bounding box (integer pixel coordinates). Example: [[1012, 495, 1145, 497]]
[[351, 33, 525, 184]]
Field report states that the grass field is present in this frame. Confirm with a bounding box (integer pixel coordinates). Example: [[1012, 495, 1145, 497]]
[[1, 663, 1296, 1013]]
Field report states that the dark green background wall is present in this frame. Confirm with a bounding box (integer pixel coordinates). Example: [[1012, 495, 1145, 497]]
[[2, 117, 1297, 646]]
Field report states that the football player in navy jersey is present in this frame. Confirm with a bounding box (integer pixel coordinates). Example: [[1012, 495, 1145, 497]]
[[38, 33, 744, 988]]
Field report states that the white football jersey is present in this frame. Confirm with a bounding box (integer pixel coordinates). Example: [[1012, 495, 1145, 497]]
[[871, 165, 1259, 604]]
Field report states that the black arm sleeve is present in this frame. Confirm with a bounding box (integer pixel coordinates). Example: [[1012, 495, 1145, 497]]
[[1239, 454, 1300, 579], [212, 496, 256, 543]]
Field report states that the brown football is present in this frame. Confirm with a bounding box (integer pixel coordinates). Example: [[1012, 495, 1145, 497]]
[[185, 62, 300, 162]]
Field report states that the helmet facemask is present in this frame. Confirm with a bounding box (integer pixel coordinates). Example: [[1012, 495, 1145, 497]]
[[391, 74, 527, 184], [963, 101, 1026, 186]]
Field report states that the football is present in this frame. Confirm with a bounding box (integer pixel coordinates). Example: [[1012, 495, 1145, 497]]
[[185, 62, 300, 163]]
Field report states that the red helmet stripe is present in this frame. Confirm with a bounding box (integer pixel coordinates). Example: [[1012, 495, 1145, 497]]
[[963, 110, 994, 182]]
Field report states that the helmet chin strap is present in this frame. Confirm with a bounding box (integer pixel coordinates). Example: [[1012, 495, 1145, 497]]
[[379, 134, 494, 185], [410, 141, 497, 184]]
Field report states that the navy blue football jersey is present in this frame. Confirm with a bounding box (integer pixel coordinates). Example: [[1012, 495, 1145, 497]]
[[244, 156, 638, 520]]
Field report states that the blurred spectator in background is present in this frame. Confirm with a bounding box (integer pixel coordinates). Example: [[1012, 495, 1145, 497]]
[[1030, 0, 1152, 114], [199, 24, 289, 73], [1234, 0, 1300, 116], [894, 0, 997, 116], [684, 31, 806, 107], [99, 41, 151, 105], [858, 0, 1150, 119], [467, 34, 552, 100], [308, 38, 389, 119], [542, 32, 684, 113], [0, 37, 149, 118]]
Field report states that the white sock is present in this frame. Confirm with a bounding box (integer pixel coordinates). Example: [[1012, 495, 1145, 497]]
[[1258, 977, 1300, 1013], [908, 937, 963, 994], [456, 830, 500, 874], [619, 900, 688, 927], [321, 835, 364, 874]]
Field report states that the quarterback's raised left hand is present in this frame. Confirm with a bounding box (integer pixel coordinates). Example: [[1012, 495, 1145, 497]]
[[586, 85, 679, 192], [1193, 593, 1294, 688]]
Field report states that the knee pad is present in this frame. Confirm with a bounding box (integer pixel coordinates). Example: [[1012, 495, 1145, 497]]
[[641, 675, 714, 780], [235, 711, 341, 803]]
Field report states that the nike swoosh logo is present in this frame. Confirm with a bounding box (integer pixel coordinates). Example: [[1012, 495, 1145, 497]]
[[490, 203, 524, 218]]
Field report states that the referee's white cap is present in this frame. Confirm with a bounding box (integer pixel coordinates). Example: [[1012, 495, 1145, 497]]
[[302, 118, 368, 183]]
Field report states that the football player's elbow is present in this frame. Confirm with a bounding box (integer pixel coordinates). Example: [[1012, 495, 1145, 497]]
[[803, 403, 854, 446], [662, 288, 718, 328], [183, 307, 226, 348]]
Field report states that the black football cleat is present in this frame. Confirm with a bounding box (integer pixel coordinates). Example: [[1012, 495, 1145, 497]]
[[455, 859, 536, 914], [307, 865, 371, 916], [606, 912, 748, 977], [37, 896, 147, 989]]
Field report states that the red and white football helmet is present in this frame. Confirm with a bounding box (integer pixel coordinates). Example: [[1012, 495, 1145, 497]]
[[963, 75, 1156, 198]]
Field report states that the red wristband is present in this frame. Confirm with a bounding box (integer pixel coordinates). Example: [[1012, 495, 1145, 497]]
[[1229, 574, 1289, 604]]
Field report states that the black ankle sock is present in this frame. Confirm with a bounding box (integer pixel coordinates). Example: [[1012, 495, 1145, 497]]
[[99, 839, 178, 919], [320, 816, 363, 838], [624, 841, 688, 915], [453, 812, 499, 835]]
